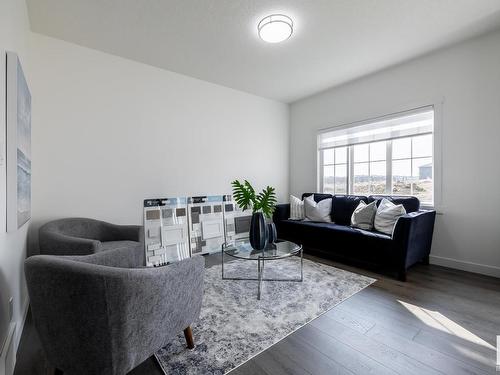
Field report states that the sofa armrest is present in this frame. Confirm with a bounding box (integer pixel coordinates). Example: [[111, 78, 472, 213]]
[[273, 204, 290, 223], [392, 210, 436, 271]]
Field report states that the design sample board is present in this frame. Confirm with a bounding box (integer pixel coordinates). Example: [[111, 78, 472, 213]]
[[223, 195, 252, 244], [188, 196, 225, 255], [143, 195, 254, 265], [144, 198, 190, 266]]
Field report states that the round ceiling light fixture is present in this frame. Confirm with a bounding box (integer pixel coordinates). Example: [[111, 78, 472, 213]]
[[258, 14, 293, 43]]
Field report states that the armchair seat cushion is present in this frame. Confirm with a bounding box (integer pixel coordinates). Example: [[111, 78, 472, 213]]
[[99, 240, 141, 252]]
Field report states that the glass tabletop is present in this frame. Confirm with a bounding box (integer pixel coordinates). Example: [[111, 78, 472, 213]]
[[222, 239, 302, 260]]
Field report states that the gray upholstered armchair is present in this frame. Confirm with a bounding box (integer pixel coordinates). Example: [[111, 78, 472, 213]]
[[25, 246, 205, 375], [39, 218, 143, 256]]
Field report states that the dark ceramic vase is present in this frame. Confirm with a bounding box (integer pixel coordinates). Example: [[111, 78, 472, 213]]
[[249, 212, 268, 250], [267, 222, 277, 244]]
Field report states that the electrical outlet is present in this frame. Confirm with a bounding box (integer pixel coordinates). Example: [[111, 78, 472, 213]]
[[8, 298, 13, 322]]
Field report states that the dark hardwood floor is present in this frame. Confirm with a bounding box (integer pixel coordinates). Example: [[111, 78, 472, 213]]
[[14, 253, 500, 375]]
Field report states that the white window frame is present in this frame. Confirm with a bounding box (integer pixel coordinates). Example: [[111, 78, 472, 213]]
[[317, 102, 443, 210]]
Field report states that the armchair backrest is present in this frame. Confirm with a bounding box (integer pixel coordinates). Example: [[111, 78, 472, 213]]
[[40, 218, 115, 242], [25, 256, 115, 374], [25, 251, 205, 375]]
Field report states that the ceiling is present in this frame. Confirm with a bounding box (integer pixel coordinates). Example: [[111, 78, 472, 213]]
[[26, 0, 500, 103]]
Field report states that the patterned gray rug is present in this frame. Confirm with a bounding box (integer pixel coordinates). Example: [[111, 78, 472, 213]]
[[155, 257, 375, 374]]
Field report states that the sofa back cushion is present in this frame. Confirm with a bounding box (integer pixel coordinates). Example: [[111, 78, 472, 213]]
[[368, 195, 420, 213], [302, 193, 333, 203], [332, 195, 368, 225]]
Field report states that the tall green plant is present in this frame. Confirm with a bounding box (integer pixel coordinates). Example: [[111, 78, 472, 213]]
[[231, 180, 277, 219]]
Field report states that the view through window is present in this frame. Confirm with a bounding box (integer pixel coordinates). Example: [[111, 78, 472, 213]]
[[318, 107, 434, 205]]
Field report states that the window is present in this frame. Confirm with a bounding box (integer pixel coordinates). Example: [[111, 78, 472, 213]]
[[318, 107, 434, 206]]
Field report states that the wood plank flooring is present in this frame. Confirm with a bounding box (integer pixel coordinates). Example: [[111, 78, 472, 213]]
[[14, 253, 500, 375]]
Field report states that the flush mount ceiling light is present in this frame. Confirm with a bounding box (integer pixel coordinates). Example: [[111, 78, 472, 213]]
[[258, 14, 293, 43]]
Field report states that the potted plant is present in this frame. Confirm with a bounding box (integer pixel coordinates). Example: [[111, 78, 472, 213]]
[[231, 180, 277, 250]]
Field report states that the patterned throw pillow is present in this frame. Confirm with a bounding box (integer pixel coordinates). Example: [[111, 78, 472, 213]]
[[351, 201, 377, 230], [289, 195, 305, 220], [374, 198, 407, 235], [304, 195, 332, 222]]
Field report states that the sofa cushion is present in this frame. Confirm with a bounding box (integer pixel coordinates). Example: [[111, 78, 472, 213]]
[[289, 195, 305, 220], [351, 200, 377, 230], [332, 195, 368, 225], [277, 220, 392, 257], [302, 193, 333, 203], [304, 195, 332, 222], [374, 199, 407, 235], [368, 195, 420, 213]]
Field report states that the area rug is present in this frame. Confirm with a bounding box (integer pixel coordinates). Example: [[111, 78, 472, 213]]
[[155, 257, 375, 374]]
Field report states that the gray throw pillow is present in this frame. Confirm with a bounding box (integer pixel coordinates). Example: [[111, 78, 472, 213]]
[[304, 195, 332, 222], [351, 201, 377, 230], [374, 198, 406, 235]]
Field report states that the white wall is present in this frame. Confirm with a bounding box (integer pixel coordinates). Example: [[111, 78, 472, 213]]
[[290, 29, 500, 277], [0, 0, 31, 362], [28, 33, 289, 229]]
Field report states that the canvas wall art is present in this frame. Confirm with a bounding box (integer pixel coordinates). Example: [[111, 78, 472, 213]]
[[6, 52, 31, 232]]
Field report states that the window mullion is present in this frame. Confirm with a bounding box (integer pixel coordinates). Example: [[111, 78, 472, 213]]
[[348, 146, 354, 194], [410, 137, 414, 196], [386, 141, 392, 194], [332, 149, 336, 194], [319, 149, 324, 192]]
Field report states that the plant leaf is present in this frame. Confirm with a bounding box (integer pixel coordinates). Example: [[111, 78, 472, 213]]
[[231, 179, 255, 211], [255, 186, 277, 219]]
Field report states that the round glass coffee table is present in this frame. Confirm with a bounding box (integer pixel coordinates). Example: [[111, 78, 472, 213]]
[[221, 239, 303, 300]]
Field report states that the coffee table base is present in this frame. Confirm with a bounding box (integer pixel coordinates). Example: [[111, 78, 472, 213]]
[[221, 248, 303, 300]]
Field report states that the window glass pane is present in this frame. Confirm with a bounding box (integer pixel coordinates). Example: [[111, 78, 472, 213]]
[[323, 165, 334, 193], [412, 134, 432, 158], [370, 161, 386, 194], [354, 144, 369, 162], [335, 147, 347, 164], [392, 159, 411, 195], [370, 141, 386, 161], [335, 164, 347, 194], [323, 149, 334, 165], [353, 163, 369, 194], [412, 157, 433, 203], [392, 138, 411, 159]]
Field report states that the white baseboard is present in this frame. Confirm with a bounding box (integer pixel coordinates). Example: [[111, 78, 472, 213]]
[[430, 255, 500, 278]]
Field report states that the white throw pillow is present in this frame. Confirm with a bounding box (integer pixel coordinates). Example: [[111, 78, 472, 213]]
[[374, 198, 406, 235], [351, 201, 377, 230], [289, 195, 305, 220], [304, 195, 332, 222]]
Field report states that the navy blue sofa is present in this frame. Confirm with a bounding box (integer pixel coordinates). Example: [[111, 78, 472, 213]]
[[273, 193, 436, 281]]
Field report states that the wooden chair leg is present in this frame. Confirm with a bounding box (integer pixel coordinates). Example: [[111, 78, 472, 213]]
[[183, 326, 195, 349]]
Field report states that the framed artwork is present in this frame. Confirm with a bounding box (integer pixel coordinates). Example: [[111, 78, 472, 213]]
[[6, 52, 31, 232]]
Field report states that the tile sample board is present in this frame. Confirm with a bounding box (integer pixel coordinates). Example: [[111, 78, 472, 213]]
[[223, 195, 252, 244], [143, 198, 190, 266], [188, 196, 225, 255]]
